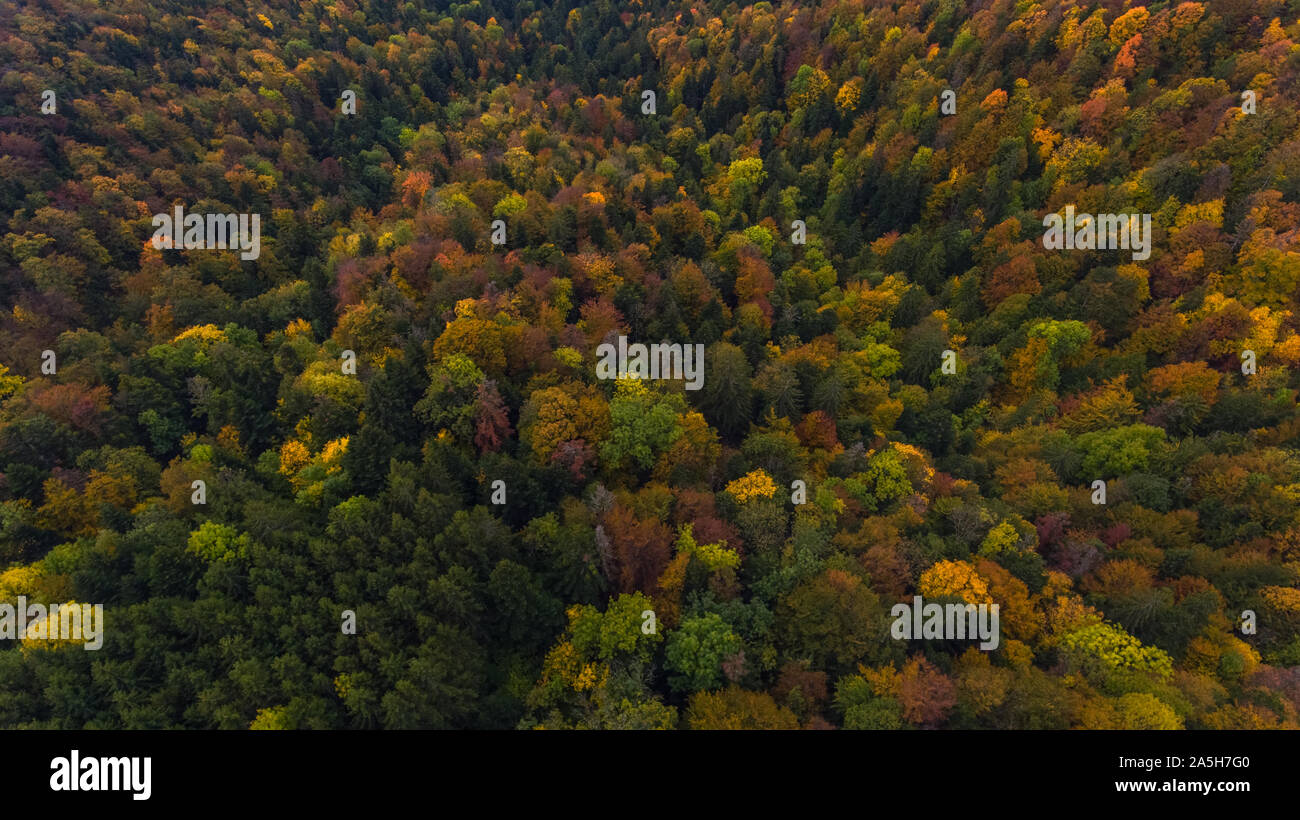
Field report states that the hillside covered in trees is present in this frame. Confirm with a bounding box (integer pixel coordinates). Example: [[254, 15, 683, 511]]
[[2, 0, 1300, 729]]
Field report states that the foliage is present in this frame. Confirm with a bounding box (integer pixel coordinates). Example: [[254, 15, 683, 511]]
[[0, 0, 1297, 731]]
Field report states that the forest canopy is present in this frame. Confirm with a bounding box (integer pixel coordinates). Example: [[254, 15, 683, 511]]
[[1, 0, 1299, 729]]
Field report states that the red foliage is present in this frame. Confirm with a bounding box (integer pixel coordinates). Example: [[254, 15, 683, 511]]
[[672, 489, 743, 552], [550, 438, 593, 481], [1035, 512, 1070, 552], [473, 380, 512, 454], [27, 383, 111, 434], [774, 661, 828, 708], [795, 410, 839, 451], [603, 504, 673, 594], [898, 656, 957, 728], [578, 297, 624, 348]]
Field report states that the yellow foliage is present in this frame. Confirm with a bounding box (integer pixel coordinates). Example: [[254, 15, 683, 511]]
[[858, 662, 901, 698], [834, 79, 861, 113], [0, 362, 24, 401], [614, 374, 650, 395], [674, 524, 740, 571], [869, 396, 905, 435], [279, 440, 311, 475], [333, 673, 353, 700], [1108, 6, 1149, 44], [576, 252, 621, 295], [84, 469, 137, 512], [217, 425, 242, 455], [918, 560, 993, 605], [320, 436, 349, 471], [1000, 639, 1034, 668], [172, 323, 226, 345], [250, 707, 292, 730], [1274, 333, 1300, 365], [572, 659, 608, 692], [433, 317, 508, 374], [554, 347, 583, 369], [0, 562, 43, 601], [20, 600, 97, 651], [725, 469, 778, 503], [788, 66, 830, 109], [891, 441, 935, 486], [35, 477, 96, 538], [284, 318, 313, 338], [454, 298, 480, 319], [524, 388, 579, 462], [1174, 199, 1223, 230], [1043, 593, 1104, 638], [1244, 305, 1289, 356], [1062, 378, 1139, 434], [540, 639, 608, 693], [1032, 127, 1062, 156], [835, 277, 905, 331], [297, 360, 366, 404]]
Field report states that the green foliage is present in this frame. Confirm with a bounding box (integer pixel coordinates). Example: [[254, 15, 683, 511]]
[[186, 521, 252, 563], [665, 613, 743, 693], [1074, 424, 1167, 476], [862, 449, 913, 510], [569, 593, 661, 664], [1059, 622, 1175, 681], [599, 381, 685, 472]]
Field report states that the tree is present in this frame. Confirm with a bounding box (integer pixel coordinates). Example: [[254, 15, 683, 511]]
[[898, 656, 958, 728], [1058, 621, 1174, 681], [472, 380, 512, 454], [599, 379, 684, 473], [603, 505, 673, 594], [519, 383, 609, 465], [665, 612, 743, 693], [695, 343, 752, 439], [1073, 424, 1167, 476], [686, 687, 800, 729], [777, 570, 887, 675]]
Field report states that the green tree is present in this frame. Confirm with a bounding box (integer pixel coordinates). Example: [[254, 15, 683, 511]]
[[665, 612, 742, 692]]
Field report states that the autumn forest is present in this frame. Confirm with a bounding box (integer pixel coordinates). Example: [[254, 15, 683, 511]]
[[2, 0, 1300, 730]]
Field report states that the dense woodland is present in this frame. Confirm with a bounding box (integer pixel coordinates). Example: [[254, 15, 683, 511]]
[[1, 0, 1300, 729]]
